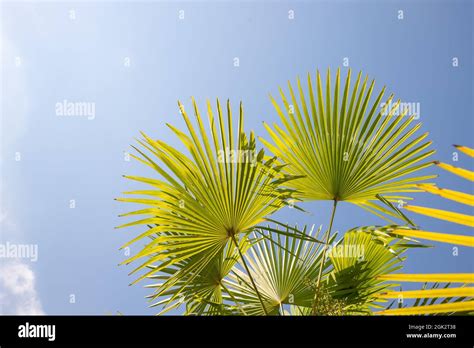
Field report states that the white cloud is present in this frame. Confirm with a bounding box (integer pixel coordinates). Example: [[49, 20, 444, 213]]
[[0, 261, 44, 315]]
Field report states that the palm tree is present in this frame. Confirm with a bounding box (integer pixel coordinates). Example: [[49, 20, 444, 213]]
[[116, 72, 472, 316]]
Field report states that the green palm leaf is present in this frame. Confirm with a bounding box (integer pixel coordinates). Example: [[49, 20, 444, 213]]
[[223, 225, 332, 315], [380, 283, 474, 315], [145, 233, 250, 315], [379, 145, 474, 314], [325, 226, 411, 314], [117, 98, 297, 309], [260, 68, 436, 220], [224, 224, 416, 316]]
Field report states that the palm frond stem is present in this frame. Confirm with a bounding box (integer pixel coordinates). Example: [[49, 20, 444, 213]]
[[312, 199, 338, 314], [231, 233, 269, 315]]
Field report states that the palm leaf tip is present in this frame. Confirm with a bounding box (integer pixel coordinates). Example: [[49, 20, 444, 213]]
[[453, 144, 474, 158], [434, 161, 474, 181]]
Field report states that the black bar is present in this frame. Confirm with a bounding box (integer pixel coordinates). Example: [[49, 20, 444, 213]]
[[0, 315, 473, 346]]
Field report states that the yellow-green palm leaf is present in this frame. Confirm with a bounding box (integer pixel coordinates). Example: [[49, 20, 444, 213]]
[[379, 300, 474, 315], [260, 68, 435, 219], [117, 98, 298, 306], [434, 161, 474, 181], [223, 225, 330, 315], [380, 146, 474, 314], [326, 226, 413, 314], [224, 225, 416, 316], [378, 273, 474, 283], [454, 144, 474, 158], [390, 229, 474, 247], [404, 149, 474, 227], [404, 205, 474, 227], [377, 287, 474, 299], [145, 235, 250, 315], [416, 184, 474, 206]]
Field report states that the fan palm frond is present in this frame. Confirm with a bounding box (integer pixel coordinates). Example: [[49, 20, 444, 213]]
[[224, 224, 417, 316], [325, 226, 412, 314], [116, 98, 298, 309], [223, 225, 331, 315], [144, 233, 250, 315], [260, 68, 436, 220]]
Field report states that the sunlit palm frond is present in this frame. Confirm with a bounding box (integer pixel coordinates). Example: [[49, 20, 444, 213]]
[[379, 283, 474, 315], [375, 273, 474, 315], [116, 98, 297, 309], [434, 161, 474, 181], [223, 225, 331, 315], [341, 226, 474, 315], [260, 68, 436, 220], [404, 149, 474, 226], [145, 234, 250, 315], [379, 301, 474, 315], [416, 184, 474, 206], [390, 229, 474, 247], [378, 273, 474, 283], [224, 224, 418, 316], [326, 226, 412, 314], [454, 144, 474, 158], [377, 287, 474, 299], [365, 145, 474, 315], [393, 145, 474, 282], [403, 205, 474, 227]]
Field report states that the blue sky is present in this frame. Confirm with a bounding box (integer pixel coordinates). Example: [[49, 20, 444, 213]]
[[0, 0, 472, 315]]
